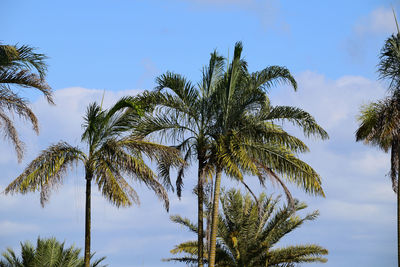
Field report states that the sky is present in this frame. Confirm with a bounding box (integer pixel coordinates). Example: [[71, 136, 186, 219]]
[[1, 0, 399, 266]]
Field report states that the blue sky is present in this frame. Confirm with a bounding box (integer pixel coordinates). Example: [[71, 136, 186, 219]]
[[1, 0, 399, 266]]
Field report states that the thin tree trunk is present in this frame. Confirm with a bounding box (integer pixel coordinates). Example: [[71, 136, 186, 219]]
[[84, 172, 92, 267], [206, 177, 214, 255], [396, 156, 400, 267], [198, 160, 205, 267], [208, 168, 222, 267]]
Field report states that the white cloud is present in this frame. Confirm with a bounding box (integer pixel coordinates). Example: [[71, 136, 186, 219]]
[[274, 71, 385, 133], [31, 87, 143, 144], [350, 152, 389, 176], [0, 76, 396, 266], [354, 7, 397, 36]]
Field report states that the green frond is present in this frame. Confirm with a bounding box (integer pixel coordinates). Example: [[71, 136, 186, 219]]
[[0, 70, 52, 103], [4, 142, 86, 206], [167, 189, 326, 267], [265, 106, 328, 139], [170, 215, 199, 234], [268, 244, 328, 265], [378, 33, 400, 91], [170, 241, 198, 255], [0, 237, 107, 267], [251, 65, 297, 92]]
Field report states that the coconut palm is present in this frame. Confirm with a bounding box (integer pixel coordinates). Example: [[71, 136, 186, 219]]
[[4, 97, 182, 267], [166, 189, 328, 266], [0, 43, 53, 161], [0, 237, 106, 267], [206, 42, 328, 266]]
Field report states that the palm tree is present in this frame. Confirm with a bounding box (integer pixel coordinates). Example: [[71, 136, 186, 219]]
[[0, 43, 53, 161], [4, 97, 182, 267], [0, 237, 106, 267], [356, 92, 400, 265], [165, 189, 328, 266], [206, 42, 328, 266], [137, 52, 226, 267], [140, 42, 327, 267], [356, 15, 400, 265]]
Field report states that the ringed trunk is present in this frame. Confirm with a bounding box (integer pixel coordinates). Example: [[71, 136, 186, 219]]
[[198, 160, 205, 267], [84, 172, 92, 267], [208, 167, 222, 267]]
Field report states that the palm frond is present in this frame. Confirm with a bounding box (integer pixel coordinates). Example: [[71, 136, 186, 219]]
[[4, 142, 86, 206]]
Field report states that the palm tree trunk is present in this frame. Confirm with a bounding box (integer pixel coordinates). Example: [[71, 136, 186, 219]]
[[208, 167, 222, 267], [84, 172, 92, 267], [398, 158, 400, 267], [198, 160, 205, 267]]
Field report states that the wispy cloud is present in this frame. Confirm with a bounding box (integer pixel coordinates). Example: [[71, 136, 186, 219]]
[[354, 7, 397, 36], [345, 6, 398, 63]]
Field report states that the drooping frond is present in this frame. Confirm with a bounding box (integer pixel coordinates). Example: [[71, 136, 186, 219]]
[[0, 111, 25, 162], [356, 93, 400, 193], [240, 138, 324, 196], [93, 136, 183, 211], [0, 87, 39, 132], [0, 69, 52, 103], [250, 65, 297, 92], [265, 106, 329, 139], [4, 142, 86, 206], [0, 43, 53, 103]]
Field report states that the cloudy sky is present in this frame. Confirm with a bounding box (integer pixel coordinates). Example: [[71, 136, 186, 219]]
[[1, 0, 398, 266]]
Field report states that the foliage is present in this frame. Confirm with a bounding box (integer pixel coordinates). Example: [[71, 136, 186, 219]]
[[0, 237, 106, 267], [4, 96, 183, 266], [166, 189, 328, 266], [0, 43, 53, 161], [140, 41, 328, 266], [205, 42, 328, 266], [356, 92, 400, 192], [355, 10, 400, 266]]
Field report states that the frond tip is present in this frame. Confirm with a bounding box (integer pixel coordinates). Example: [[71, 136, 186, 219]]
[[4, 142, 85, 206]]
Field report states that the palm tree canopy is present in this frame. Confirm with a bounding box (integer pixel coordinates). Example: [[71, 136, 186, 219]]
[[0, 237, 106, 267], [166, 189, 328, 266], [356, 92, 400, 192], [208, 42, 328, 198], [378, 33, 400, 92], [5, 96, 183, 210], [0, 43, 53, 161], [138, 42, 328, 198]]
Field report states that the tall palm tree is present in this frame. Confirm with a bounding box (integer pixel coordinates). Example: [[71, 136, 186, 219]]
[[0, 237, 106, 267], [5, 97, 182, 267], [137, 52, 226, 267], [165, 189, 328, 266], [356, 17, 400, 265], [206, 42, 328, 266], [0, 43, 53, 161], [139, 42, 327, 267]]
